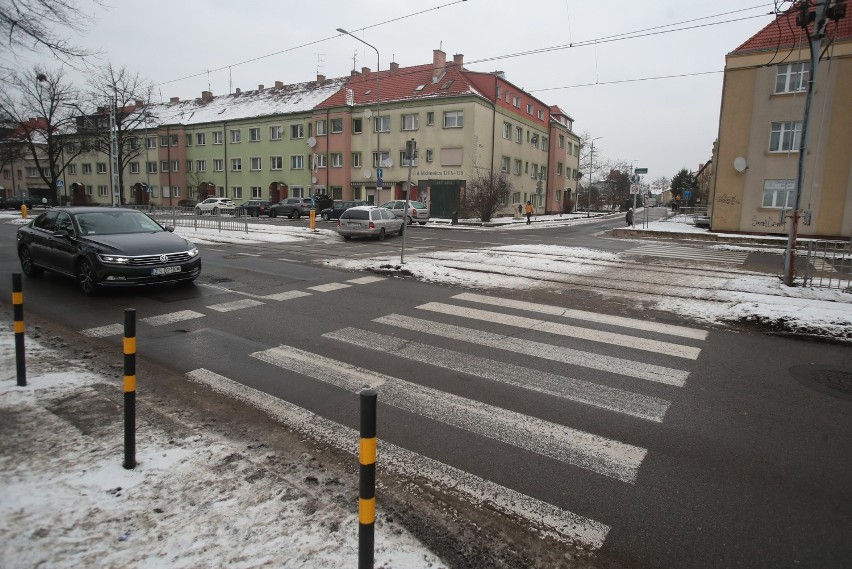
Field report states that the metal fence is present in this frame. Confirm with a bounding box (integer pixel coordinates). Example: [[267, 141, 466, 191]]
[[128, 205, 249, 233], [800, 239, 852, 291]]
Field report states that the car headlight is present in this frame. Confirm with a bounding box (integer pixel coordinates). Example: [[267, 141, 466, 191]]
[[187, 248, 199, 257], [98, 254, 131, 264]]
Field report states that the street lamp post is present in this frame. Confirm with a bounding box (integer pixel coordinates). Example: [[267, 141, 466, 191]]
[[337, 27, 382, 204], [587, 136, 603, 217]]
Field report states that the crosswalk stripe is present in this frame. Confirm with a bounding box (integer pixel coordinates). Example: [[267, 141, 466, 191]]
[[373, 314, 690, 387], [186, 368, 610, 548], [347, 276, 386, 284], [262, 290, 312, 301], [251, 346, 647, 483], [625, 245, 748, 263], [308, 283, 351, 292], [453, 292, 708, 340], [81, 323, 124, 337], [207, 299, 265, 312], [324, 327, 670, 422], [140, 310, 205, 327], [417, 303, 702, 360]]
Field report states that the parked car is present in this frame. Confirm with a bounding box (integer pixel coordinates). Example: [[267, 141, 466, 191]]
[[1, 197, 34, 210], [16, 207, 201, 295], [269, 197, 316, 219], [320, 200, 368, 221], [380, 200, 430, 225], [195, 197, 236, 215], [237, 199, 271, 217], [336, 206, 404, 240]]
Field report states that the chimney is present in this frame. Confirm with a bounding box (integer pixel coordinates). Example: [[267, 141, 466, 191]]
[[390, 62, 399, 72], [201, 91, 213, 102], [350, 69, 361, 77], [258, 84, 264, 90], [235, 87, 241, 95], [317, 74, 326, 83], [432, 49, 446, 80], [361, 66, 371, 76], [274, 80, 284, 89], [453, 53, 464, 66], [170, 96, 180, 103]]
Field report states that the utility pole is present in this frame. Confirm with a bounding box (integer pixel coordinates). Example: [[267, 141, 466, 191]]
[[109, 96, 120, 207], [784, 0, 833, 286], [400, 139, 415, 264]]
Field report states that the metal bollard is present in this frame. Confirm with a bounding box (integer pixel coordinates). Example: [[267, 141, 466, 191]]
[[12, 274, 26, 386], [123, 308, 137, 469], [359, 389, 377, 569]]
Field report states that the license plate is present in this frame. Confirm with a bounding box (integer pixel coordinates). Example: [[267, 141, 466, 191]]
[[151, 266, 181, 276], [347, 223, 361, 228]]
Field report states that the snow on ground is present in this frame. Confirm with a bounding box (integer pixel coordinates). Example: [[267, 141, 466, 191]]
[[0, 333, 447, 569]]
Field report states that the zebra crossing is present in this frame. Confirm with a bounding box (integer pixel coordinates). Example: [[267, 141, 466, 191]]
[[79, 283, 707, 549], [624, 243, 749, 264]]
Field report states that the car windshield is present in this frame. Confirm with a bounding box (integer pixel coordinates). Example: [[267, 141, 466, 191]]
[[411, 201, 426, 209], [341, 209, 369, 220], [75, 211, 164, 235]]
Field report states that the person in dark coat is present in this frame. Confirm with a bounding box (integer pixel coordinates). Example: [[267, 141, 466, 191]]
[[626, 208, 634, 226]]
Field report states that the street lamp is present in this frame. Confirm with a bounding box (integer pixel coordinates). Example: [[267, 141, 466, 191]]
[[587, 136, 603, 217], [337, 27, 382, 204]]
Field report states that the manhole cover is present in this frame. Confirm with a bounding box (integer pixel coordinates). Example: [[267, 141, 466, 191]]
[[790, 365, 852, 401]]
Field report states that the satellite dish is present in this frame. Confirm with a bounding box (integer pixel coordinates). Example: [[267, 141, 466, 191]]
[[363, 168, 372, 179], [311, 176, 318, 184], [733, 157, 747, 172], [363, 109, 373, 118], [306, 137, 316, 148]]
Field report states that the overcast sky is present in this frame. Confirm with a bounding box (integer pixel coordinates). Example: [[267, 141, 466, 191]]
[[17, 0, 778, 180]]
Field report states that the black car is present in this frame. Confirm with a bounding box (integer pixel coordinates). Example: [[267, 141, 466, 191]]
[[320, 200, 368, 221], [1, 197, 34, 210], [237, 199, 271, 217], [269, 197, 315, 219], [16, 207, 201, 295]]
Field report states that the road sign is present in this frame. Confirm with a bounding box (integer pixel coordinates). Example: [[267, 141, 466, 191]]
[[634, 168, 648, 174], [630, 184, 640, 194], [682, 190, 692, 201], [56, 179, 64, 187], [630, 174, 640, 184], [377, 177, 383, 189], [376, 168, 383, 178]]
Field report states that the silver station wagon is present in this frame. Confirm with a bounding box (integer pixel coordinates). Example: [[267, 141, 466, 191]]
[[336, 206, 404, 240]]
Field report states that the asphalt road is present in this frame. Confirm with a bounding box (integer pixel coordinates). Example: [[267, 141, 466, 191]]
[[1, 212, 849, 568]]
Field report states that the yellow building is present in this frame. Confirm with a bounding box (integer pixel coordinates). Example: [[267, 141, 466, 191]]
[[710, 2, 852, 238]]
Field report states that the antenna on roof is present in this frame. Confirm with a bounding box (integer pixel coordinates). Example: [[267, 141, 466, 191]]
[[352, 49, 358, 71], [315, 53, 325, 75]]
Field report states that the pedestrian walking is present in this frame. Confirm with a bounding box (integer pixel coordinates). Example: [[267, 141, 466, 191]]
[[626, 208, 634, 227], [524, 201, 533, 225], [41, 196, 48, 209]]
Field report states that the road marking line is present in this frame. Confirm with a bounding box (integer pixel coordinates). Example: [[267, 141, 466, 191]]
[[252, 346, 647, 483], [453, 292, 707, 340], [417, 303, 702, 360], [81, 323, 124, 337], [374, 314, 690, 387], [347, 276, 386, 284], [141, 310, 205, 327], [207, 299, 265, 312], [186, 367, 610, 548], [262, 290, 312, 301], [235, 252, 262, 257], [325, 327, 670, 422], [308, 283, 352, 292]]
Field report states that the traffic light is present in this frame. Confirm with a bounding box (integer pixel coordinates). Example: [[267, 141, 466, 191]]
[[405, 139, 417, 160]]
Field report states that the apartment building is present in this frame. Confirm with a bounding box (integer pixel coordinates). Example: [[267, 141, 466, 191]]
[[710, 2, 852, 238]]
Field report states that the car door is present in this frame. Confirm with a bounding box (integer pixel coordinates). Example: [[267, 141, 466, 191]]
[[28, 211, 59, 270], [46, 211, 79, 276]]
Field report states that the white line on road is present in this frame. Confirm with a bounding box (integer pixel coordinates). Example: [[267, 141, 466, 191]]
[[262, 290, 313, 302], [373, 314, 690, 387], [324, 327, 670, 422], [251, 346, 647, 483], [207, 299, 265, 312], [346, 276, 386, 284], [80, 323, 124, 337], [186, 367, 610, 548], [417, 303, 702, 360], [308, 283, 352, 292], [140, 310, 205, 327]]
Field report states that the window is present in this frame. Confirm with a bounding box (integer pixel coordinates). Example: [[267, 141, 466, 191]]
[[196, 132, 206, 146], [97, 163, 107, 174], [249, 127, 260, 142], [331, 153, 343, 167], [500, 156, 510, 173], [83, 163, 93, 174], [147, 137, 157, 149], [160, 160, 170, 172], [537, 109, 545, 120], [443, 111, 463, 128], [270, 125, 282, 140], [196, 160, 207, 172], [251, 186, 262, 199], [425, 149, 434, 163], [531, 164, 539, 179], [129, 162, 140, 175], [331, 118, 343, 133], [515, 126, 522, 144], [98, 185, 109, 197], [762, 179, 796, 208], [146, 162, 157, 174], [185, 134, 192, 146], [270, 156, 283, 170], [401, 113, 419, 131], [217, 186, 226, 198], [426, 112, 435, 126], [26, 167, 38, 177], [352, 118, 362, 134], [372, 151, 390, 168], [214, 159, 224, 172], [769, 121, 802, 152], [231, 158, 242, 171], [557, 162, 563, 176], [128, 138, 139, 150], [291, 155, 304, 169], [505, 91, 510, 103], [172, 160, 180, 172], [170, 134, 179, 146], [314, 154, 326, 168], [526, 103, 533, 115], [160, 135, 168, 147], [316, 120, 326, 135], [352, 152, 362, 168], [248, 157, 261, 171], [230, 129, 241, 143], [775, 62, 809, 94], [542, 136, 549, 151], [558, 135, 565, 148], [68, 164, 77, 175], [374, 116, 390, 132], [213, 131, 223, 144], [291, 124, 304, 139], [290, 186, 304, 198], [400, 151, 418, 167], [186, 160, 193, 173], [331, 186, 343, 199], [502, 122, 511, 139], [541, 166, 547, 180], [173, 186, 182, 198], [512, 96, 520, 108], [513, 159, 522, 175]]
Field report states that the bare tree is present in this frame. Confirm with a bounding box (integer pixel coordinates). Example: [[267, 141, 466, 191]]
[[85, 63, 155, 204], [0, 65, 86, 201], [462, 167, 514, 222]]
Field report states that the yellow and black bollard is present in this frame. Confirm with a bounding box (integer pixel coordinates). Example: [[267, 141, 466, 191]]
[[12, 273, 26, 387], [123, 308, 137, 469], [359, 389, 377, 569]]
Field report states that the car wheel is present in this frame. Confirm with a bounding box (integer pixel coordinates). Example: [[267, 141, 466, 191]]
[[253, 211, 259, 218], [397, 224, 405, 236], [213, 207, 220, 215], [195, 207, 202, 215], [343, 235, 352, 240], [269, 209, 277, 218], [77, 259, 98, 296], [290, 210, 300, 219], [406, 215, 413, 225], [321, 212, 330, 221], [377, 228, 386, 241], [419, 221, 427, 225], [19, 247, 43, 277]]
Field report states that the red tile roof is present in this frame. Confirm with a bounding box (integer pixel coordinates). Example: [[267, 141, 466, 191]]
[[733, 1, 852, 55]]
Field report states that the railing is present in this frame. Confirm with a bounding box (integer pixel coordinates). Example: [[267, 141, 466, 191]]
[[801, 238, 852, 291], [127, 205, 249, 233]]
